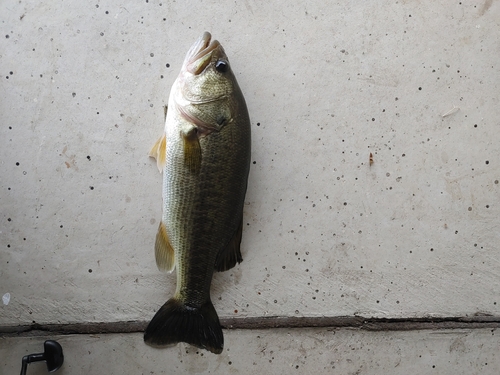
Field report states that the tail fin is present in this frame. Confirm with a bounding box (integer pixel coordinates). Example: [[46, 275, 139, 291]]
[[144, 298, 223, 354]]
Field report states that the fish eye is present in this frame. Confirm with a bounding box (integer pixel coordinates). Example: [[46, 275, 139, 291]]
[[215, 60, 229, 73]]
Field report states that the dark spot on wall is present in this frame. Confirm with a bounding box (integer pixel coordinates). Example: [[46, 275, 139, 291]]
[[89, 186, 94, 190], [166, 63, 170, 68], [88, 269, 93, 273], [87, 155, 91, 161]]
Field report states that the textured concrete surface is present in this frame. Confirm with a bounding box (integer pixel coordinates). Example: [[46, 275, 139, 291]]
[[1, 0, 500, 371], [2, 0, 499, 326], [2, 329, 500, 374]]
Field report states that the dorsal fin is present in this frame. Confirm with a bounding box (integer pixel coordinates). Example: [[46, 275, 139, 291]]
[[215, 217, 243, 272]]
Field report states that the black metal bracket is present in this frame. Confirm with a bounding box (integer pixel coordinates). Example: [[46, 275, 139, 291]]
[[19, 340, 64, 375]]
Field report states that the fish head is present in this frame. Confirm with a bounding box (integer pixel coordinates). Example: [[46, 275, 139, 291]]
[[174, 32, 243, 135]]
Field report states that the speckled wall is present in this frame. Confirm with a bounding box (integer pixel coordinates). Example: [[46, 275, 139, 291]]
[[1, 0, 500, 372]]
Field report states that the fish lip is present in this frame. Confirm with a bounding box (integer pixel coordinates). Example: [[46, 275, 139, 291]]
[[184, 32, 221, 75]]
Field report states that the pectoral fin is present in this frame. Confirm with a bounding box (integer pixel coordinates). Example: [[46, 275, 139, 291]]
[[155, 221, 175, 272], [182, 127, 201, 174], [149, 133, 167, 173], [215, 217, 243, 272]]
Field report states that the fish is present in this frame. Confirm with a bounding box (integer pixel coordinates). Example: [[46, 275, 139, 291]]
[[144, 32, 251, 354]]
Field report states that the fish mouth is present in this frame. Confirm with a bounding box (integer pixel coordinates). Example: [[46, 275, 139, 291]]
[[184, 32, 221, 75]]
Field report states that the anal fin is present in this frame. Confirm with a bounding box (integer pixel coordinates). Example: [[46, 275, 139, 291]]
[[215, 217, 243, 272], [155, 221, 175, 272]]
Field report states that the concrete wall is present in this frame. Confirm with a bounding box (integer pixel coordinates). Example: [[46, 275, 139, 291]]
[[1, 0, 500, 373]]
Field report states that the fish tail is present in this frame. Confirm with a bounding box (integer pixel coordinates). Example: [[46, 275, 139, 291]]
[[144, 297, 223, 354]]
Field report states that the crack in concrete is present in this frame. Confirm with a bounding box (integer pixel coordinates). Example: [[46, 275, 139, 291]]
[[1, 316, 500, 337]]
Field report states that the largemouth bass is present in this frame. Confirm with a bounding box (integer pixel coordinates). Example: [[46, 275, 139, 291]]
[[144, 32, 251, 354]]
